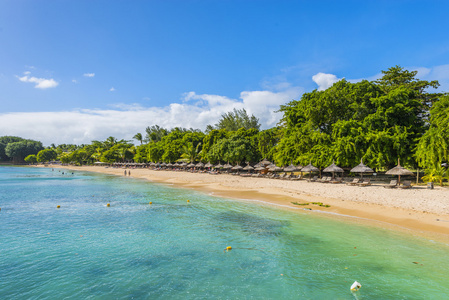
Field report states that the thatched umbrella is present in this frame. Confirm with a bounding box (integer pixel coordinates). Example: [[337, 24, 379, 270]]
[[196, 162, 205, 168], [243, 163, 254, 172], [255, 166, 266, 171], [223, 163, 233, 169], [283, 163, 299, 172], [268, 165, 283, 172], [204, 162, 213, 168], [214, 163, 224, 169], [301, 163, 320, 180], [232, 165, 243, 171], [385, 159, 414, 185], [323, 161, 344, 179], [180, 162, 188, 168], [187, 163, 196, 168], [259, 158, 272, 166], [350, 159, 374, 179]]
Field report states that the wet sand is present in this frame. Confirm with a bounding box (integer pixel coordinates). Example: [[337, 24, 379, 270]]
[[46, 165, 449, 242]]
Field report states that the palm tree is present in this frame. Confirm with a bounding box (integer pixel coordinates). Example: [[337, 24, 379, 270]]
[[181, 142, 202, 163], [422, 165, 449, 187], [133, 133, 143, 145]]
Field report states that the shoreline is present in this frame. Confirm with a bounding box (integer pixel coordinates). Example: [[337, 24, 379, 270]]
[[41, 165, 449, 243]]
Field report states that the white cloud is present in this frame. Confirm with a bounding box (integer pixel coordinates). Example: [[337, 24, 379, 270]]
[[417, 64, 449, 93], [17, 74, 59, 89], [72, 79, 78, 83], [110, 87, 116, 92], [312, 72, 341, 91], [0, 87, 302, 145], [83, 73, 95, 77]]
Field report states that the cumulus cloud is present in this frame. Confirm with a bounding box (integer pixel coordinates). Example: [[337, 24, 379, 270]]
[[110, 87, 116, 92], [0, 87, 302, 145], [83, 73, 95, 77], [312, 72, 341, 91], [17, 73, 59, 89]]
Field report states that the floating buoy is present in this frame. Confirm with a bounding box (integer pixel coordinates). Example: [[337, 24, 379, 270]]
[[226, 246, 232, 251], [149, 202, 152, 205], [350, 281, 361, 291], [187, 200, 190, 203], [107, 203, 110, 207], [57, 205, 60, 208]]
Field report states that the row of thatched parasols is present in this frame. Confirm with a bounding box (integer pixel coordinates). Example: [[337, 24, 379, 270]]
[[150, 158, 414, 184], [301, 158, 413, 184]]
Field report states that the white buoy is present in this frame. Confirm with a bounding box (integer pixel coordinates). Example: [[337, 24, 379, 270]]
[[350, 281, 362, 291]]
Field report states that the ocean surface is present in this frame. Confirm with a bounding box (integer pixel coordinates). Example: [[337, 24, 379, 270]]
[[1, 166, 448, 299]]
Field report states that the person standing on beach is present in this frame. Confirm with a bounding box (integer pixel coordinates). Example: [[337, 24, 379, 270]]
[[128, 170, 131, 176], [124, 170, 126, 176]]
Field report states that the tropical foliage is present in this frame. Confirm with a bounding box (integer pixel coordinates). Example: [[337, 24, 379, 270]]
[[276, 66, 441, 170], [2, 66, 448, 184]]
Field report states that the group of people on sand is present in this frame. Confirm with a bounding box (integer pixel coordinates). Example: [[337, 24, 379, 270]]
[[124, 170, 131, 176]]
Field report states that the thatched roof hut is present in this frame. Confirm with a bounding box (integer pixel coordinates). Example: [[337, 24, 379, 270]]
[[386, 159, 414, 184], [350, 159, 374, 179]]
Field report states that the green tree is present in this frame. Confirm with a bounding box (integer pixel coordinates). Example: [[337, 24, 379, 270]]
[[277, 67, 439, 170], [59, 153, 71, 164], [180, 142, 202, 163], [147, 142, 164, 162], [37, 149, 58, 163], [133, 133, 143, 145], [0, 136, 26, 160], [215, 108, 261, 131], [134, 144, 149, 163], [24, 154, 37, 164], [421, 165, 448, 187], [257, 127, 281, 162], [145, 125, 168, 143], [201, 129, 228, 161], [416, 95, 449, 169], [5, 140, 44, 163]]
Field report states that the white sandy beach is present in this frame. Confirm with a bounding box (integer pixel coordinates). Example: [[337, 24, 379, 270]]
[[46, 165, 449, 241]]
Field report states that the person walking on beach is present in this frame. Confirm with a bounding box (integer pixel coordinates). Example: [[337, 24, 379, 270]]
[[124, 170, 126, 176], [128, 170, 131, 176]]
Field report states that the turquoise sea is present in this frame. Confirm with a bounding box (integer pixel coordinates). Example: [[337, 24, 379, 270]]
[[1, 166, 448, 299]]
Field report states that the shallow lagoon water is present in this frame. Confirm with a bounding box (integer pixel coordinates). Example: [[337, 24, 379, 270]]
[[1, 166, 448, 299]]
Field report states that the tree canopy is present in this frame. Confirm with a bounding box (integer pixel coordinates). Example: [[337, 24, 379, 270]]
[[213, 108, 261, 131], [2, 66, 447, 184], [276, 66, 441, 170]]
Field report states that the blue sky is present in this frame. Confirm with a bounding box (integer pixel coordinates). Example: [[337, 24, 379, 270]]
[[1, 0, 448, 145]]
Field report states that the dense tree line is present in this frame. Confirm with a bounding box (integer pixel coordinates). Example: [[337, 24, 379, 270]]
[[2, 66, 448, 182], [0, 136, 44, 163]]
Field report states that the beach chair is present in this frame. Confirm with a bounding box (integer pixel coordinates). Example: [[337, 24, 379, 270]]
[[331, 177, 342, 184], [358, 178, 371, 187], [346, 178, 360, 186], [277, 173, 286, 179], [283, 174, 292, 180], [290, 174, 302, 181], [384, 179, 398, 188], [307, 175, 318, 182], [398, 180, 412, 189], [321, 176, 331, 183]]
